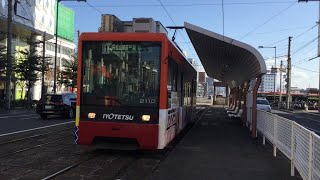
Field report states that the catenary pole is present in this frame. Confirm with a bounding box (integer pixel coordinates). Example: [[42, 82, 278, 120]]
[[5, 0, 13, 109], [286, 37, 292, 110], [279, 60, 283, 109], [298, 0, 320, 112], [41, 31, 46, 97]]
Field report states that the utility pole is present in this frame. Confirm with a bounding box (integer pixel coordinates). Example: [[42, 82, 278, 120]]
[[77, 30, 80, 39], [5, 0, 13, 110], [41, 32, 46, 98], [286, 36, 292, 110], [53, 0, 60, 93], [53, 0, 86, 93], [298, 0, 320, 111], [279, 60, 283, 109]]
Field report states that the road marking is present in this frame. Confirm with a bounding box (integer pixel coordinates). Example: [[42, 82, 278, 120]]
[[0, 114, 36, 119], [21, 117, 38, 120], [0, 121, 74, 137]]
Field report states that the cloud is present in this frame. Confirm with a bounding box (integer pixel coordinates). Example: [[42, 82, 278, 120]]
[[290, 68, 318, 89]]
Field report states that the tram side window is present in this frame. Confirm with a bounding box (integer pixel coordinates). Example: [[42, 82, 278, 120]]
[[183, 82, 191, 105], [167, 58, 178, 108]]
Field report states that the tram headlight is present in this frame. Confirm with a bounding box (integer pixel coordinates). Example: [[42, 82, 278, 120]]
[[141, 115, 150, 121], [88, 113, 96, 119]]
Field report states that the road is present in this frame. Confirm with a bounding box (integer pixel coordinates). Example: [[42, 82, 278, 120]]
[[0, 107, 208, 179], [272, 109, 320, 134], [0, 109, 74, 135]]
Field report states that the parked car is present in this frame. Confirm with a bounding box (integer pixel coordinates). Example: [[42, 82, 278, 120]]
[[36, 93, 76, 119], [257, 98, 271, 112]]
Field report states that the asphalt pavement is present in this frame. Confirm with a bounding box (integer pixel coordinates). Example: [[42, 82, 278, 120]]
[[0, 109, 74, 135], [150, 106, 300, 180], [272, 109, 320, 134]]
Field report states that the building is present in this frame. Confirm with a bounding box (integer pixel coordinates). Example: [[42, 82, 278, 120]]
[[99, 14, 167, 34], [258, 72, 277, 93], [0, 0, 76, 101]]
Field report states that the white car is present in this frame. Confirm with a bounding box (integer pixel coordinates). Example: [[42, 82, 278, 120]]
[[256, 98, 272, 112]]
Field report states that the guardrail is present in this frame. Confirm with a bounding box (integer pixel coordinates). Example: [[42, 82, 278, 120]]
[[256, 110, 320, 180]]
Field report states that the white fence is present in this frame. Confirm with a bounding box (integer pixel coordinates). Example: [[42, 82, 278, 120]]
[[256, 110, 320, 180]]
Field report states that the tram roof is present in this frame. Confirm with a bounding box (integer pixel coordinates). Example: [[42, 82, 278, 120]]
[[184, 22, 267, 88]]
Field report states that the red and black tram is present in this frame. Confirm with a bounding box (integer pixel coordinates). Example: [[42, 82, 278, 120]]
[[75, 32, 197, 150]]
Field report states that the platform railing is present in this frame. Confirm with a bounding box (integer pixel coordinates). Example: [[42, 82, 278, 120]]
[[256, 110, 320, 180]]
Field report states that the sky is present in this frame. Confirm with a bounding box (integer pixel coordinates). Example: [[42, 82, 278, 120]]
[[61, 0, 320, 90]]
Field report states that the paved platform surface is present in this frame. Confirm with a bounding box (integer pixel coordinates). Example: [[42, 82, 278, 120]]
[[150, 106, 301, 180]]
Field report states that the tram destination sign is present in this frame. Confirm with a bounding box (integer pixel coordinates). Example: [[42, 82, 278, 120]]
[[102, 43, 141, 54]]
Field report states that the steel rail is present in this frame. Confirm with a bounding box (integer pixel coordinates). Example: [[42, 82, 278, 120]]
[[0, 127, 73, 146]]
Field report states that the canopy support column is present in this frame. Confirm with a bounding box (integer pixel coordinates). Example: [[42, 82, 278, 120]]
[[242, 81, 250, 127], [213, 85, 216, 105], [225, 86, 229, 106], [238, 85, 244, 109], [252, 75, 262, 138]]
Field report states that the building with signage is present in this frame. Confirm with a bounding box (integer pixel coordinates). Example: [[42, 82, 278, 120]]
[[0, 0, 75, 101]]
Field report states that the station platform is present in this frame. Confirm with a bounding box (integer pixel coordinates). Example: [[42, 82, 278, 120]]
[[150, 106, 301, 180]]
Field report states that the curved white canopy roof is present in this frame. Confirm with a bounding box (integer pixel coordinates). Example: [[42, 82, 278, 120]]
[[184, 22, 267, 88]]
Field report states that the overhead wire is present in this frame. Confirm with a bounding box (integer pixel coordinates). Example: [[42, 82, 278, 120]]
[[293, 24, 317, 40], [85, 1, 103, 14], [222, 0, 225, 38], [240, 2, 297, 40], [68, 1, 296, 8], [156, 0, 195, 57], [292, 64, 319, 74], [294, 54, 318, 64], [291, 35, 319, 55], [266, 37, 289, 46], [265, 24, 316, 47], [254, 25, 312, 35]]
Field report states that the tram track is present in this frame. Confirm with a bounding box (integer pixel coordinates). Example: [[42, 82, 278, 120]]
[[0, 127, 74, 146], [41, 152, 104, 180], [52, 106, 209, 180], [5, 105, 210, 179], [0, 136, 73, 159], [109, 106, 210, 180]]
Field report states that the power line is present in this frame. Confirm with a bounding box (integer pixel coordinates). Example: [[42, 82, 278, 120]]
[[292, 64, 319, 74], [222, 0, 225, 38], [85, 1, 103, 14], [291, 35, 319, 55], [265, 25, 316, 46], [240, 2, 297, 40], [294, 54, 318, 64], [157, 0, 195, 57], [255, 25, 313, 35], [293, 24, 317, 40], [68, 1, 296, 8], [266, 37, 290, 46]]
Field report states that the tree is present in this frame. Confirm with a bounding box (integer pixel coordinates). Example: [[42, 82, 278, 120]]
[[16, 47, 51, 106], [0, 43, 6, 76], [60, 54, 78, 92]]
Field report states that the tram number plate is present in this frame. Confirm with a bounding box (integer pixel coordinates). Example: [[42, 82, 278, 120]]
[[45, 105, 53, 110]]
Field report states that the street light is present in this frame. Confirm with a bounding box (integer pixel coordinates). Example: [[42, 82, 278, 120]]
[[258, 46, 277, 105], [53, 0, 86, 93]]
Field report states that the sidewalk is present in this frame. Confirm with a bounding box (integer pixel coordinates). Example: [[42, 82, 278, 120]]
[[150, 106, 300, 180]]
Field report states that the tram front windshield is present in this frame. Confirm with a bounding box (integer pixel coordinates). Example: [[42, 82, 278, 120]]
[[81, 41, 161, 107]]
